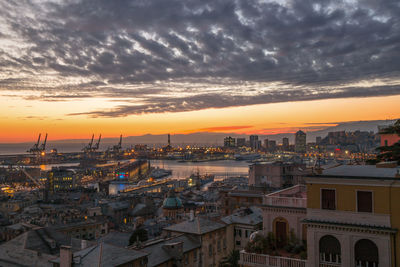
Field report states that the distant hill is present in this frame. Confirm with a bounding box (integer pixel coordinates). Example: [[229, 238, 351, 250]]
[[0, 119, 397, 154]]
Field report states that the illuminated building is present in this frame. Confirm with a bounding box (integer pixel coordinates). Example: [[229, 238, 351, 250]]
[[223, 136, 236, 147], [250, 135, 259, 150], [282, 137, 289, 151], [47, 168, 76, 192], [295, 130, 306, 153], [236, 138, 246, 147], [268, 140, 276, 152], [305, 165, 400, 267]]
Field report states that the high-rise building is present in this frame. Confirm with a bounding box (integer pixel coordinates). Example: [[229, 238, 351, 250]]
[[236, 138, 246, 147], [264, 139, 269, 149], [295, 130, 306, 153], [316, 136, 322, 145], [223, 136, 236, 147], [268, 140, 276, 152], [282, 137, 289, 151], [250, 135, 259, 150]]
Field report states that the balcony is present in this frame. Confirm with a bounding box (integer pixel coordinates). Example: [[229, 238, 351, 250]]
[[239, 251, 307, 267], [264, 184, 307, 209]]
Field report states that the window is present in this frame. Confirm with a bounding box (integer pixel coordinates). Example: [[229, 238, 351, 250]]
[[245, 230, 249, 238], [319, 235, 341, 264], [217, 240, 221, 251], [321, 189, 336, 210], [355, 239, 379, 267], [223, 238, 227, 249], [208, 244, 213, 256], [357, 191, 372, 213], [194, 250, 197, 262], [236, 240, 241, 246]]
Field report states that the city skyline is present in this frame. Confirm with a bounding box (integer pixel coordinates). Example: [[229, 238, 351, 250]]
[[1, 0, 400, 142]]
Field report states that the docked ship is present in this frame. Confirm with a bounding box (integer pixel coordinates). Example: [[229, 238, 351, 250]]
[[187, 171, 214, 189], [149, 167, 172, 179]]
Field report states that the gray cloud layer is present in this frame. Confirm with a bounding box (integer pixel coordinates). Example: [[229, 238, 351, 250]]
[[0, 0, 400, 116]]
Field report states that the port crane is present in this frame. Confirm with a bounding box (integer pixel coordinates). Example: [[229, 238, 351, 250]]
[[27, 133, 41, 153], [27, 133, 48, 155], [40, 133, 47, 153], [93, 134, 101, 151], [82, 134, 101, 153], [82, 134, 95, 153], [112, 135, 122, 151]]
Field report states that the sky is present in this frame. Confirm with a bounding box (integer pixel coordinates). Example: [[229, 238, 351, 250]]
[[1, 0, 400, 142]]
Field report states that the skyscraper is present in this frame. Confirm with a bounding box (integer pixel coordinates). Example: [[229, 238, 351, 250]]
[[250, 135, 259, 150], [236, 138, 246, 147], [295, 130, 306, 153], [282, 137, 289, 151], [223, 136, 236, 147]]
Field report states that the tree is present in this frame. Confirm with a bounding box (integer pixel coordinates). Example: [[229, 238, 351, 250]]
[[129, 228, 148, 245], [219, 250, 240, 267]]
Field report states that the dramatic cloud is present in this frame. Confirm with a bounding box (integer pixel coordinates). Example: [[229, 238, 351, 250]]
[[0, 0, 400, 116]]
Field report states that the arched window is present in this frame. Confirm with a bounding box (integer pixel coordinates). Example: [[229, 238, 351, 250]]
[[355, 239, 379, 267], [319, 235, 341, 264]]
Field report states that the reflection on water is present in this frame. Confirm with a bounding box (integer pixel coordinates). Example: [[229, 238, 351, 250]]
[[150, 159, 250, 179], [109, 160, 250, 195]]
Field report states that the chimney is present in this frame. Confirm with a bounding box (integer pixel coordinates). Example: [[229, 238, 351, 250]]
[[81, 239, 88, 249], [60, 245, 72, 267], [189, 210, 194, 221]]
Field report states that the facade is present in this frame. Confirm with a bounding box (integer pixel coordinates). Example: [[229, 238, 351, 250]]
[[223, 136, 236, 148], [262, 185, 307, 245], [249, 135, 259, 150], [268, 140, 276, 152], [236, 138, 246, 147], [282, 137, 289, 151], [138, 234, 201, 267], [380, 133, 400, 147], [47, 168, 76, 192], [248, 162, 308, 189], [54, 219, 108, 240], [295, 130, 306, 153], [222, 207, 262, 250], [219, 189, 263, 216], [163, 217, 233, 267], [305, 165, 400, 267]]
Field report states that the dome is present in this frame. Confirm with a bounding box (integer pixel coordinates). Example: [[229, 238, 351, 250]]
[[163, 190, 183, 209]]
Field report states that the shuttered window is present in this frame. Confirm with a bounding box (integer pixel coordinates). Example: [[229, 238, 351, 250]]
[[321, 189, 336, 210], [357, 191, 372, 213]]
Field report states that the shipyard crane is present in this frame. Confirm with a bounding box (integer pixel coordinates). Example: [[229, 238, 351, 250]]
[[39, 133, 47, 153], [93, 134, 101, 151], [113, 135, 122, 151], [27, 134, 41, 153], [82, 134, 95, 152]]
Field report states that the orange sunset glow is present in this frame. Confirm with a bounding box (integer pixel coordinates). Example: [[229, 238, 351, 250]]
[[2, 95, 400, 143]]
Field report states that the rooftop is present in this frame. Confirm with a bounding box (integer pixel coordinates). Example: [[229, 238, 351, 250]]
[[221, 207, 262, 226], [51, 243, 148, 267], [139, 234, 201, 266], [319, 165, 400, 179], [163, 216, 226, 235]]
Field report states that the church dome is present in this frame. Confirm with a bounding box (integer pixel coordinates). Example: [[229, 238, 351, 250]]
[[163, 190, 183, 209]]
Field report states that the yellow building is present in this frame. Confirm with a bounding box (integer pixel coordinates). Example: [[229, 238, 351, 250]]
[[305, 164, 400, 267]]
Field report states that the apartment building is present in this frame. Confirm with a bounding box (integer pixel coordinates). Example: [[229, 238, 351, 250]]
[[305, 165, 400, 267]]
